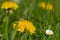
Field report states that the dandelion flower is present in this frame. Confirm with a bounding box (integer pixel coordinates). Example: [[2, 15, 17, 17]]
[[13, 20, 36, 35], [38, 2, 46, 9], [46, 29, 53, 35], [1, 1, 18, 10], [46, 3, 53, 11]]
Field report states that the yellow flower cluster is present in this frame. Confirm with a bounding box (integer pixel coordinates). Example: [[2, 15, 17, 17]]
[[38, 2, 53, 11], [46, 3, 53, 11], [38, 2, 46, 9], [13, 20, 36, 35], [1, 1, 18, 10]]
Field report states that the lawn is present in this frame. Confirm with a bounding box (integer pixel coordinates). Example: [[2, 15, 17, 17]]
[[0, 0, 60, 40]]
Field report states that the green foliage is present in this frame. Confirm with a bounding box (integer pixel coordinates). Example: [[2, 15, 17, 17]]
[[0, 0, 60, 40]]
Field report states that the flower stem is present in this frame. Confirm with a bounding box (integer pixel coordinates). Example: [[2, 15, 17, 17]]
[[29, 34, 32, 40], [4, 15, 9, 40], [11, 30, 17, 40], [21, 31, 28, 40]]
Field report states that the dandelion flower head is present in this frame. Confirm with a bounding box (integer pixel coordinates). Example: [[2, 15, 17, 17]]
[[1, 1, 18, 10], [46, 3, 53, 11], [13, 20, 36, 35], [38, 2, 46, 9]]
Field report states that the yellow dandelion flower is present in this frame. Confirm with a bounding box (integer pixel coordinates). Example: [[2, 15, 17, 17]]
[[24, 20, 36, 35], [38, 2, 46, 9], [46, 3, 53, 11], [13, 20, 36, 35], [1, 1, 18, 10], [13, 21, 17, 28], [13, 23, 16, 28]]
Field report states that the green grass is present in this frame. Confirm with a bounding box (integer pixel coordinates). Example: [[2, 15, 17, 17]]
[[0, 0, 60, 40]]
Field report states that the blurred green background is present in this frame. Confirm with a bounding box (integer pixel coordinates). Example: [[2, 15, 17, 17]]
[[0, 0, 60, 40]]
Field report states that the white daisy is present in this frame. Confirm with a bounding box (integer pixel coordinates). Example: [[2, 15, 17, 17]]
[[46, 29, 53, 35]]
